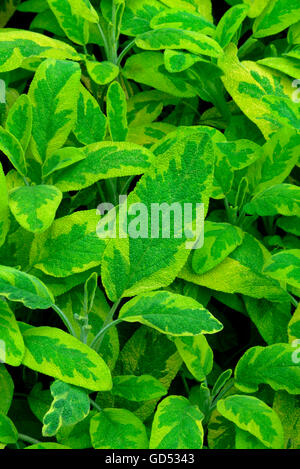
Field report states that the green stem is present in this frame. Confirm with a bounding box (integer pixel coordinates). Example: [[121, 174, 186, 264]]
[[52, 304, 77, 338], [121, 175, 136, 194], [289, 294, 298, 308], [90, 299, 122, 350], [97, 23, 110, 60], [90, 398, 102, 413], [117, 40, 135, 66], [18, 433, 41, 445]]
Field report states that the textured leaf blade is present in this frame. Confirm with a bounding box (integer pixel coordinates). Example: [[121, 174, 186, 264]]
[[102, 130, 215, 301], [192, 222, 244, 275], [217, 395, 284, 449], [5, 94, 32, 152], [52, 142, 154, 192], [235, 344, 300, 394], [9, 185, 62, 233], [30, 210, 107, 277], [0, 299, 24, 366], [28, 58, 81, 164], [42, 380, 90, 437], [22, 326, 112, 391], [0, 265, 54, 309], [119, 291, 223, 336], [90, 409, 148, 449], [112, 375, 167, 401], [150, 395, 204, 449], [135, 28, 223, 58]]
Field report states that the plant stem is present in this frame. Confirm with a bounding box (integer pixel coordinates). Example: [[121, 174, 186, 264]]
[[89, 398, 102, 413], [117, 40, 135, 66], [90, 299, 122, 350], [52, 304, 77, 338], [18, 433, 41, 445], [289, 294, 298, 308], [97, 23, 110, 60]]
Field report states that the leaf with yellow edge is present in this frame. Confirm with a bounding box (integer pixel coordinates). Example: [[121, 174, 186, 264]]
[[218, 44, 296, 138], [150, 395, 204, 449], [86, 61, 119, 86], [28, 58, 81, 164], [90, 409, 148, 449], [0, 29, 80, 73], [119, 290, 223, 336], [0, 162, 10, 248], [217, 395, 284, 449], [5, 94, 32, 152], [30, 210, 107, 278], [22, 326, 112, 391], [9, 185, 62, 233], [0, 298, 24, 367]]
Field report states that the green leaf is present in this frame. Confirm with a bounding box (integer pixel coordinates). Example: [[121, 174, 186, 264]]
[[192, 222, 244, 275], [217, 395, 284, 449], [151, 8, 215, 35], [52, 142, 154, 192], [86, 60, 119, 86], [135, 28, 223, 58], [0, 126, 26, 176], [263, 250, 300, 290], [123, 52, 197, 97], [28, 58, 81, 164], [215, 4, 249, 48], [25, 443, 71, 449], [207, 410, 235, 449], [277, 216, 300, 236], [47, 0, 89, 45], [120, 0, 165, 36], [0, 265, 54, 309], [74, 84, 107, 146], [27, 382, 52, 423], [244, 184, 300, 217], [104, 327, 181, 421], [254, 127, 300, 194], [107, 81, 128, 142], [175, 334, 213, 381], [102, 129, 215, 301], [242, 0, 270, 18], [22, 326, 112, 391], [5, 94, 32, 152], [212, 369, 232, 398], [42, 380, 90, 437], [150, 395, 204, 449], [244, 297, 290, 345], [235, 344, 300, 394], [0, 365, 14, 415], [42, 147, 86, 179], [90, 409, 148, 449], [9, 184, 62, 233], [0, 162, 10, 248], [159, 0, 213, 21], [164, 50, 201, 73], [218, 44, 295, 138], [288, 304, 300, 343], [111, 375, 167, 401], [253, 0, 300, 38], [0, 29, 80, 72], [30, 210, 107, 277], [273, 391, 300, 449], [0, 298, 24, 366], [119, 291, 223, 336], [0, 413, 18, 444], [258, 56, 300, 79], [180, 233, 289, 302]]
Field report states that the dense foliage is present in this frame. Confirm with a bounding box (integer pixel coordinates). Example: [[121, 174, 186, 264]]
[[0, 0, 299, 450]]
